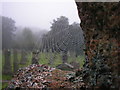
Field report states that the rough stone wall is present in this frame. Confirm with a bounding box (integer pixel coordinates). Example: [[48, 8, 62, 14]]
[[75, 2, 120, 87]]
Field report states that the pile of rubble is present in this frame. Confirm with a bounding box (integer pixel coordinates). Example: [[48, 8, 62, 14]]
[[7, 64, 85, 89]]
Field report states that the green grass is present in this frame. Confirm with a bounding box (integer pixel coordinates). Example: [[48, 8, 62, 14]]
[[1, 51, 85, 89], [2, 75, 12, 80], [19, 52, 32, 68], [2, 75, 12, 89], [76, 55, 85, 68], [39, 52, 49, 65], [2, 83, 8, 89], [2, 51, 85, 70], [52, 53, 62, 67]]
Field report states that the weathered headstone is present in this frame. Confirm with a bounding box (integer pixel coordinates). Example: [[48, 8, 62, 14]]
[[62, 52, 68, 63], [48, 49, 55, 65], [31, 50, 39, 64], [3, 49, 12, 75]]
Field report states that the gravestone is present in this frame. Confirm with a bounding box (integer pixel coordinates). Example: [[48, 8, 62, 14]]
[[3, 49, 12, 75], [48, 49, 55, 65], [62, 52, 68, 63], [31, 50, 39, 64]]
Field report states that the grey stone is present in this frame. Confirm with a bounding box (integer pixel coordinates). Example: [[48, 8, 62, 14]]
[[56, 63, 74, 71], [70, 61, 80, 69]]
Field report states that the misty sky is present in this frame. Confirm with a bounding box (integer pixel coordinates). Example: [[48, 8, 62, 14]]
[[1, 0, 80, 31]]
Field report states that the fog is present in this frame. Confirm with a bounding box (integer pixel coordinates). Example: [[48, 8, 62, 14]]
[[1, 0, 80, 31]]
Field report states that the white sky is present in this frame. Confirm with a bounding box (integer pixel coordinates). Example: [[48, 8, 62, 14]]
[[0, 0, 80, 31]]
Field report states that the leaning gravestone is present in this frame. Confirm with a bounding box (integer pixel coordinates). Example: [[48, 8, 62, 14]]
[[62, 52, 68, 63]]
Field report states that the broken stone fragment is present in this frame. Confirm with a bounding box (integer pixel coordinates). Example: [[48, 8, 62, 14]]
[[56, 63, 74, 71]]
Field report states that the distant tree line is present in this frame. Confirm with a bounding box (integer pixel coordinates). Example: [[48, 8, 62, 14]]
[[40, 16, 85, 56], [1, 16, 47, 50]]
